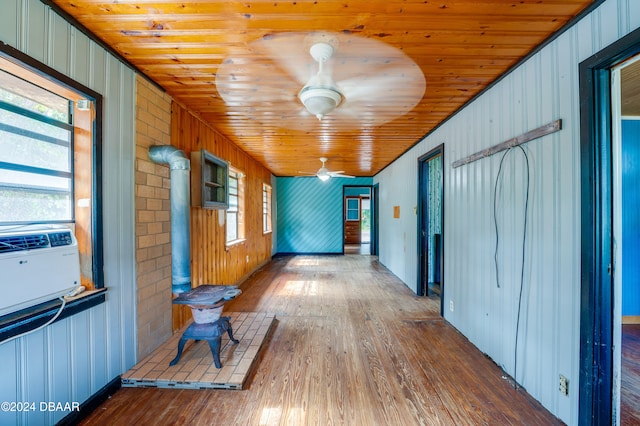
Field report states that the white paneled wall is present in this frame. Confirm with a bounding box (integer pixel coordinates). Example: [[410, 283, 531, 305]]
[[374, 0, 639, 424], [0, 0, 136, 425]]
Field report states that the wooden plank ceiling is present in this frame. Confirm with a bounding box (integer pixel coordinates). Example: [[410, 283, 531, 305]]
[[50, 0, 595, 177]]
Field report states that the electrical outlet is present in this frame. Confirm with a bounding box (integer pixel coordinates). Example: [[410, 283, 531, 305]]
[[449, 300, 454, 312], [559, 375, 569, 396], [246, 255, 249, 263]]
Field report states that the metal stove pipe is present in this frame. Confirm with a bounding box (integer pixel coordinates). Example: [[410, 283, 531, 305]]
[[148, 145, 192, 294]]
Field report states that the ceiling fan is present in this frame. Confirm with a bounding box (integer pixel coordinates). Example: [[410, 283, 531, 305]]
[[215, 32, 425, 131], [300, 158, 355, 181], [298, 41, 342, 121]]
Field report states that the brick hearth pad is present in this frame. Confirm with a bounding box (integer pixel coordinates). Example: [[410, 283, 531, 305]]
[[122, 312, 275, 390]]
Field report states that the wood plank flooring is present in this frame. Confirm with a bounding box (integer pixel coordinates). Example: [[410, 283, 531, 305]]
[[80, 255, 562, 425], [622, 324, 640, 425], [344, 243, 370, 255]]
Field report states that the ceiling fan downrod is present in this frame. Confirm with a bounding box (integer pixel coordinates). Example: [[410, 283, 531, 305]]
[[298, 42, 343, 121]]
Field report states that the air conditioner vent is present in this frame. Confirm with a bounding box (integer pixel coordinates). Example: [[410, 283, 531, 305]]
[[0, 233, 50, 254]]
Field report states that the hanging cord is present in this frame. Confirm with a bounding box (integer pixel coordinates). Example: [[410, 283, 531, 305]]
[[0, 296, 68, 345], [493, 146, 530, 389], [493, 149, 511, 289], [513, 145, 530, 389]]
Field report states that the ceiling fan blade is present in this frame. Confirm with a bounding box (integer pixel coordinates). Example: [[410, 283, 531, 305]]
[[216, 58, 300, 103], [335, 62, 425, 128], [252, 34, 317, 86], [338, 65, 425, 103], [329, 172, 355, 178]]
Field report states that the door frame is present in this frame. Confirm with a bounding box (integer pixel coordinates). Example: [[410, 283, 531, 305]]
[[372, 184, 379, 256], [417, 144, 444, 313], [578, 27, 640, 425], [342, 185, 373, 254]]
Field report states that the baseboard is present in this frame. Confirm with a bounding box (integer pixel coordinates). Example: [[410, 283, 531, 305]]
[[56, 375, 121, 425], [622, 316, 640, 324], [273, 252, 343, 257], [236, 259, 271, 288]]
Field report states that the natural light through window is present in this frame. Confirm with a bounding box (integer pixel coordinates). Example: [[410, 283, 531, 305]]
[[0, 53, 101, 289], [263, 183, 272, 234], [281, 280, 319, 296], [226, 166, 245, 244], [0, 69, 74, 223], [259, 407, 283, 425]]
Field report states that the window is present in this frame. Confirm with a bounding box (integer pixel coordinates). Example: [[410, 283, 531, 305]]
[[0, 70, 74, 223], [0, 48, 103, 336], [226, 167, 245, 244], [0, 53, 101, 287], [263, 183, 272, 233], [346, 197, 360, 221], [190, 149, 228, 209]]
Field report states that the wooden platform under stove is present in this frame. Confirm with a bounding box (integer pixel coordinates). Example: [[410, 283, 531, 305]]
[[122, 312, 275, 390]]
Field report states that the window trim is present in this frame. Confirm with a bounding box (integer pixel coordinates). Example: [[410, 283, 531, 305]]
[[262, 183, 272, 234], [345, 197, 361, 221], [226, 166, 245, 245], [0, 42, 104, 338], [191, 148, 229, 210]]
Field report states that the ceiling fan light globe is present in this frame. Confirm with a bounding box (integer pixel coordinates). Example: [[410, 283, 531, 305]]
[[316, 165, 332, 181], [299, 86, 342, 118]]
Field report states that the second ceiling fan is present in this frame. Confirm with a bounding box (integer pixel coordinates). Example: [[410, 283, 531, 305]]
[[300, 158, 355, 181]]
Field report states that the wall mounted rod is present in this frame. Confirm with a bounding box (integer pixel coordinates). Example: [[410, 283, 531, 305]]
[[451, 119, 562, 168]]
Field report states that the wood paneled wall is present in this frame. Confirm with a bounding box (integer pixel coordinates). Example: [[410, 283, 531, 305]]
[[171, 102, 273, 330]]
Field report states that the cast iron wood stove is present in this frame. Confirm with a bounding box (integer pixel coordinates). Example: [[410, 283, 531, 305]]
[[169, 285, 241, 368]]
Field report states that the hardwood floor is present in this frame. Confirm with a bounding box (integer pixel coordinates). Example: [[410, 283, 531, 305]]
[[344, 243, 370, 255], [80, 255, 561, 425], [622, 324, 640, 425]]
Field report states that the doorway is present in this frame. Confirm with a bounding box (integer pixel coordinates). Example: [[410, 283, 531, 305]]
[[418, 145, 444, 311], [371, 184, 379, 256], [613, 55, 640, 425], [343, 186, 372, 255], [579, 27, 640, 424]]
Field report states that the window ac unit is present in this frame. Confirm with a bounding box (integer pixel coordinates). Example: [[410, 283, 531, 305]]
[[0, 226, 81, 317]]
